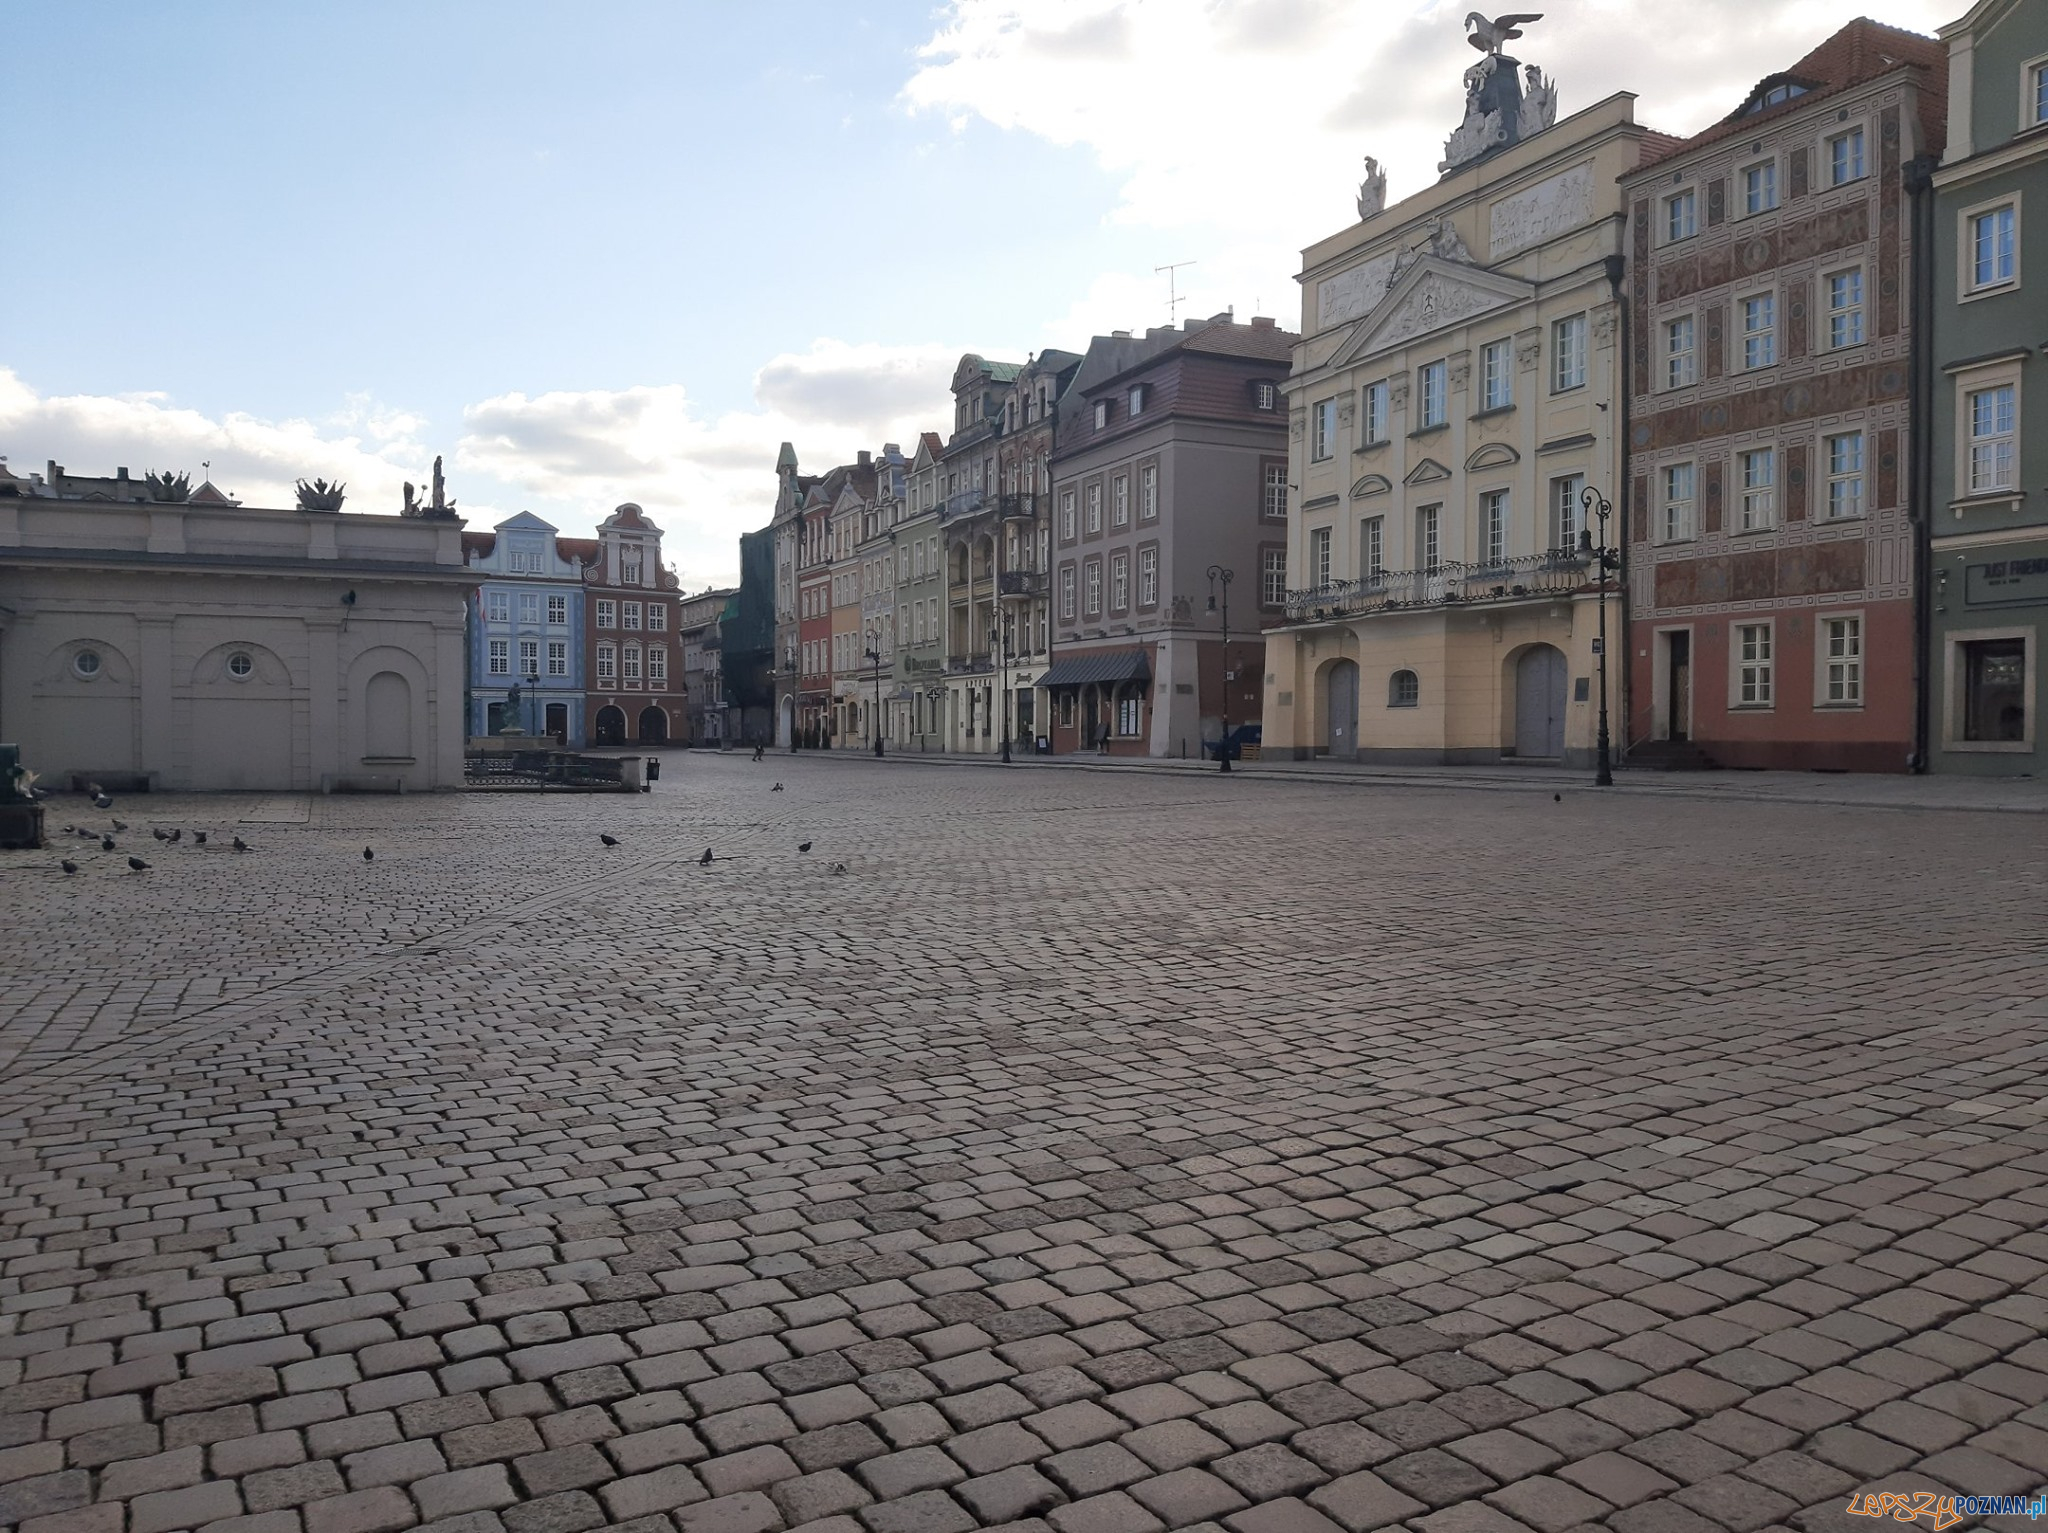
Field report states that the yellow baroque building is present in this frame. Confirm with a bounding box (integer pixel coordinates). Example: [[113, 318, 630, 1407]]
[[1264, 92, 1657, 766]]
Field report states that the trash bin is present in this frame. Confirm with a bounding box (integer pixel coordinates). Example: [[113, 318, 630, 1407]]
[[646, 757, 660, 783]]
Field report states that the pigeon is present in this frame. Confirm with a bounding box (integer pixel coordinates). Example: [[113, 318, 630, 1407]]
[[700, 848, 715, 865], [60, 859, 78, 875], [232, 836, 249, 852], [61, 824, 75, 834], [362, 846, 374, 862], [85, 781, 103, 799], [1553, 793, 1561, 802], [831, 862, 847, 876], [601, 834, 620, 847], [772, 783, 784, 792], [193, 831, 207, 846], [152, 827, 168, 841], [168, 829, 182, 843], [797, 841, 812, 854], [93, 795, 113, 810], [101, 835, 115, 851], [127, 856, 150, 872], [111, 819, 127, 831]]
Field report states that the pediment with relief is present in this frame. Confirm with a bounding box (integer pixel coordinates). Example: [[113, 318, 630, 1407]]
[[1329, 255, 1535, 370], [1404, 459, 1453, 487]]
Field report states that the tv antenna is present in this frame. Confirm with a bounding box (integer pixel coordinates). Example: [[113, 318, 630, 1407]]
[[1155, 260, 1196, 324]]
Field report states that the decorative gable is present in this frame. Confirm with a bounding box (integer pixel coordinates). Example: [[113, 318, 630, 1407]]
[[1329, 256, 1535, 370]]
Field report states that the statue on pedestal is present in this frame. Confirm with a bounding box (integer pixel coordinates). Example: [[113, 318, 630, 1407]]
[[1356, 156, 1388, 221], [1438, 13, 1556, 175]]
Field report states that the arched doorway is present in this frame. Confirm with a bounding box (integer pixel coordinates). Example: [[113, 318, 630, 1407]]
[[594, 705, 626, 746], [638, 707, 667, 744], [1323, 660, 1359, 757], [779, 695, 794, 747], [1514, 645, 1567, 759], [365, 671, 412, 759]]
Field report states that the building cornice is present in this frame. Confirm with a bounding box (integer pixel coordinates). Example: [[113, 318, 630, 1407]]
[[0, 546, 478, 583]]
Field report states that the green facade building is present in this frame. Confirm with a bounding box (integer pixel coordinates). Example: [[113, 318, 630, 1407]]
[[1929, 0, 2048, 771]]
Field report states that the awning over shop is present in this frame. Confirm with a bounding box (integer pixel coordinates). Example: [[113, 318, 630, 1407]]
[[1033, 650, 1152, 689]]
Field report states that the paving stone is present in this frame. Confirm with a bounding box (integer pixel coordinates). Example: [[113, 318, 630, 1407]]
[[598, 1464, 711, 1519], [1046, 1491, 1167, 1533], [413, 1466, 520, 1521], [672, 1492, 785, 1533], [303, 1487, 420, 1533], [131, 1481, 245, 1533], [1306, 1469, 1429, 1532], [768, 1468, 871, 1523], [856, 1489, 978, 1533]]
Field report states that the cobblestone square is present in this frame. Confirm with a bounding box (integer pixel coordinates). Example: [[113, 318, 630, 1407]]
[[3, 758, 2046, 1533]]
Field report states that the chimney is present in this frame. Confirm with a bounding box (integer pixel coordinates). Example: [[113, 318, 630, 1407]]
[[1111, 330, 1132, 339], [117, 466, 130, 480], [857, 450, 871, 468], [1251, 316, 1276, 330]]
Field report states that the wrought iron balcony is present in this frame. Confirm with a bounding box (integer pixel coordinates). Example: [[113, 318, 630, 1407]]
[[946, 655, 993, 675], [1285, 551, 1593, 623], [939, 489, 986, 522], [998, 493, 1039, 520], [998, 570, 1042, 596]]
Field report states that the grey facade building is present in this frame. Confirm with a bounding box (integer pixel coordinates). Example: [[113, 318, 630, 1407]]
[[1045, 315, 1297, 757], [897, 432, 948, 748], [1928, 0, 2048, 772]]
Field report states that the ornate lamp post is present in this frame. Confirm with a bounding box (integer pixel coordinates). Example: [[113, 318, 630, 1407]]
[[525, 664, 541, 737], [989, 623, 1013, 764], [784, 656, 799, 752], [1206, 565, 1235, 774], [925, 684, 945, 753], [1578, 485, 1619, 787], [865, 646, 885, 758]]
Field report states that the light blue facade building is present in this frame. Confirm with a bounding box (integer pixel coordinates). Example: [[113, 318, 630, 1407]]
[[462, 512, 591, 744]]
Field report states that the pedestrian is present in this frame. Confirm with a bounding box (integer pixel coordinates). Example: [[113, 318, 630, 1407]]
[[753, 741, 765, 762]]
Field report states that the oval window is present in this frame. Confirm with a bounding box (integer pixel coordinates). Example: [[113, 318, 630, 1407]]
[[227, 651, 254, 678], [73, 649, 102, 679]]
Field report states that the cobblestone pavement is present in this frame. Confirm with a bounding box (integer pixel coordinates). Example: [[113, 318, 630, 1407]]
[[3, 757, 2047, 1533]]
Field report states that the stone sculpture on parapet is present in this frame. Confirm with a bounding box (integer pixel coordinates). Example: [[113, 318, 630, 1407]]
[[1357, 156, 1388, 221], [404, 455, 461, 519], [1440, 12, 1556, 174]]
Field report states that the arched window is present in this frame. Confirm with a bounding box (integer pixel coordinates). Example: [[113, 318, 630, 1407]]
[[1389, 670, 1420, 708]]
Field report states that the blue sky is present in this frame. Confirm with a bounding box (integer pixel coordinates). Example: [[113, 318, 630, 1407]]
[[2, 0, 1950, 584]]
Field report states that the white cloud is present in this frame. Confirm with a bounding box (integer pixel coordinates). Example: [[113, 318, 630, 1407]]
[[0, 367, 426, 516], [905, 0, 1956, 271]]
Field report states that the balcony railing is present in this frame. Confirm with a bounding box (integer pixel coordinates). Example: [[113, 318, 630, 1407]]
[[998, 570, 1042, 596], [1285, 551, 1593, 623], [998, 493, 1039, 520], [939, 489, 986, 522], [947, 655, 993, 675]]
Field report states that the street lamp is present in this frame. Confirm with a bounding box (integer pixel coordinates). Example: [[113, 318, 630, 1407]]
[[1206, 565, 1235, 774], [925, 685, 945, 753], [989, 622, 1013, 764], [1578, 485, 1619, 788], [784, 656, 799, 753], [865, 646, 885, 758], [526, 665, 541, 737]]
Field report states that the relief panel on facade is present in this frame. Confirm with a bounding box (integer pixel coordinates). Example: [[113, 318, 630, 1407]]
[[1318, 251, 1400, 330], [1633, 359, 1907, 452], [1488, 162, 1596, 259], [1656, 205, 1871, 301]]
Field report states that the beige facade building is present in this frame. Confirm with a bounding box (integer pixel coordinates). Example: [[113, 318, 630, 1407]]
[[1264, 86, 1659, 765], [0, 462, 471, 791]]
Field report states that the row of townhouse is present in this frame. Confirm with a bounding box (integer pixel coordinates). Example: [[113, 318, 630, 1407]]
[[749, 316, 1299, 759], [1262, 1, 2047, 776]]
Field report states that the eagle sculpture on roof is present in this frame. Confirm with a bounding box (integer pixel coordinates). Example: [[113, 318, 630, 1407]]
[[1465, 12, 1543, 53]]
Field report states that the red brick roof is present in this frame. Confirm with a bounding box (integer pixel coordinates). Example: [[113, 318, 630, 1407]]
[[1640, 17, 1946, 171], [556, 537, 600, 565], [1181, 321, 1299, 363]]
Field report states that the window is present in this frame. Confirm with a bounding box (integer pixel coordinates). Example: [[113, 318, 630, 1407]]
[[1481, 339, 1513, 411], [1263, 463, 1288, 520], [1481, 489, 1509, 564], [227, 651, 254, 679], [547, 640, 567, 678], [648, 645, 668, 684], [1138, 546, 1158, 606], [1552, 475, 1585, 552], [1312, 397, 1337, 460], [1968, 383, 2017, 493], [488, 640, 509, 676], [516, 593, 538, 625], [486, 591, 509, 623], [596, 599, 616, 628], [1828, 127, 1866, 186], [622, 645, 641, 682], [546, 595, 567, 625], [1262, 547, 1287, 606], [1060, 565, 1076, 620], [1362, 381, 1389, 444], [1739, 448, 1776, 531], [1825, 269, 1865, 349], [623, 601, 643, 631], [1742, 159, 1778, 216], [1254, 381, 1278, 411], [1962, 637, 2028, 742], [1735, 623, 1774, 706], [1361, 516, 1384, 579], [1552, 316, 1586, 392], [1308, 526, 1332, 587], [1116, 686, 1143, 737], [1060, 491, 1077, 540], [1112, 475, 1130, 528], [1665, 188, 1697, 243], [1825, 433, 1865, 518], [1140, 464, 1158, 520], [518, 639, 539, 676], [1127, 384, 1146, 417], [1662, 463, 1697, 542], [1742, 294, 1777, 369], [1110, 552, 1129, 611], [596, 644, 616, 682], [647, 605, 666, 632], [1970, 203, 2017, 291], [1086, 484, 1102, 534], [1821, 616, 1862, 705], [1093, 399, 1111, 430], [621, 553, 642, 584], [1418, 505, 1441, 570], [1389, 670, 1419, 708], [1418, 363, 1448, 427], [1665, 316, 1697, 388]]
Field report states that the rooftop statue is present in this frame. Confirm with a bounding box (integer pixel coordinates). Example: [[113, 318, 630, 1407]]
[[1465, 12, 1543, 54], [1440, 12, 1556, 173], [1356, 156, 1388, 221], [295, 477, 347, 513]]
